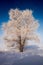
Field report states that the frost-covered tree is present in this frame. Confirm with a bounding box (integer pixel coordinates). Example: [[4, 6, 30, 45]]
[[3, 9, 40, 52]]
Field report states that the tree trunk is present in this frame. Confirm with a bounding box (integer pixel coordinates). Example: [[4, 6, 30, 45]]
[[19, 36, 25, 52], [20, 44, 24, 52]]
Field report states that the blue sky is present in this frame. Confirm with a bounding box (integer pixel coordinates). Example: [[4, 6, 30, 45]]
[[0, 0, 43, 50]]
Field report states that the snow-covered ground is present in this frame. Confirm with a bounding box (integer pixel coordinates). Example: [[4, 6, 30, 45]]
[[0, 51, 43, 65]]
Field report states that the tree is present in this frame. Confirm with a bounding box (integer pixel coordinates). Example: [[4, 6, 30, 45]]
[[3, 9, 40, 52]]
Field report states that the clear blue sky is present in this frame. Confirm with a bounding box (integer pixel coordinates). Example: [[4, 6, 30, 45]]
[[0, 0, 43, 37]]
